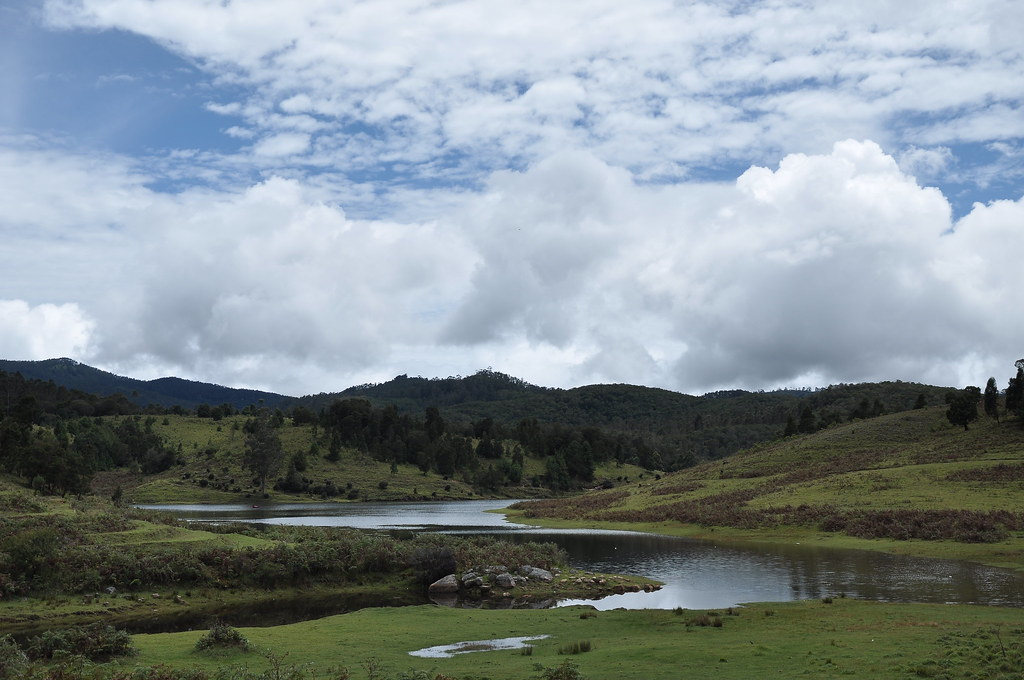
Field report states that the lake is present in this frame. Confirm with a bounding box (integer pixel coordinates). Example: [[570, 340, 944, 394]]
[[141, 499, 1024, 610]]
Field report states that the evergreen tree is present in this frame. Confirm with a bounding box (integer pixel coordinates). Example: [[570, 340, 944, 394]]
[[782, 415, 797, 437], [797, 406, 816, 434], [243, 411, 284, 494], [1007, 361, 1024, 420], [983, 377, 1000, 422], [545, 452, 571, 491]]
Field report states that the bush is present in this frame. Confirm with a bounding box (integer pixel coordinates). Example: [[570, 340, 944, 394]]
[[535, 659, 586, 680], [558, 640, 593, 655], [193, 621, 250, 653], [0, 635, 28, 679], [408, 546, 456, 586], [25, 623, 136, 661]]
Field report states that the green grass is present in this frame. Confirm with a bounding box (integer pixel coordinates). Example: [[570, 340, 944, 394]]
[[117, 415, 484, 504], [511, 408, 1024, 571], [115, 599, 1024, 679]]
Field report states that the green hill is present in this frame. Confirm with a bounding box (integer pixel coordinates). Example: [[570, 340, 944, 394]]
[[510, 406, 1024, 570], [300, 369, 952, 467], [0, 358, 291, 409]]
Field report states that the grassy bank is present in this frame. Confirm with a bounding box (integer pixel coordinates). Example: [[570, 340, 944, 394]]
[[509, 407, 1024, 572], [0, 486, 654, 636], [35, 599, 1018, 679]]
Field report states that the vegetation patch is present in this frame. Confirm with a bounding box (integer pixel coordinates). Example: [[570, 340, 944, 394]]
[[193, 621, 250, 653], [24, 623, 136, 662]]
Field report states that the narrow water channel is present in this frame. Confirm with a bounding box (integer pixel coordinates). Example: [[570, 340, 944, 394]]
[[144, 499, 1024, 611]]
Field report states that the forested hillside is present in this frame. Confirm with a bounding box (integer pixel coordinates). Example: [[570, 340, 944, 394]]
[[1, 361, 969, 494], [0, 358, 290, 409], [299, 369, 954, 468]]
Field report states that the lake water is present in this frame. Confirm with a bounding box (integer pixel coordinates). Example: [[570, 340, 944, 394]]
[[141, 499, 1024, 610]]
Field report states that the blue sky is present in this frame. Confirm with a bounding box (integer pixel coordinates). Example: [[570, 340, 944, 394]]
[[1, 0, 1022, 396]]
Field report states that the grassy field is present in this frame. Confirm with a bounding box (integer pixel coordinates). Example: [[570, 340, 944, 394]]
[[509, 407, 1024, 571], [107, 599, 1024, 679], [98, 415, 651, 505]]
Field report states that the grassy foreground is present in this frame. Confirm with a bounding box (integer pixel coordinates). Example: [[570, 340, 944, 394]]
[[107, 599, 1024, 679]]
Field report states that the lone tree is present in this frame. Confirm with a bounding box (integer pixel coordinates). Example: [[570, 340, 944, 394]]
[[243, 410, 284, 494], [984, 376, 1000, 422], [946, 386, 981, 431], [1007, 360, 1024, 422]]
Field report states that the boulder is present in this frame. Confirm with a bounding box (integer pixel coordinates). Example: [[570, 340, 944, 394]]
[[495, 572, 516, 589], [519, 566, 554, 582], [428, 574, 460, 594]]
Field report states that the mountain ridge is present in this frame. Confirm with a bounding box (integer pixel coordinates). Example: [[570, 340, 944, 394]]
[[0, 358, 292, 410]]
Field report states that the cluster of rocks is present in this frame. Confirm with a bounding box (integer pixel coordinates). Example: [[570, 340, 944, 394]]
[[428, 564, 557, 596]]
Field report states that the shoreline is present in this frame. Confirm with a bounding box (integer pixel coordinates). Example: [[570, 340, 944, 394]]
[[502, 509, 1024, 575]]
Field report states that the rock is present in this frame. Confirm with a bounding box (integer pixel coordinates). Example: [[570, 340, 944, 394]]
[[428, 574, 460, 594], [613, 585, 626, 594], [520, 566, 554, 582], [105, 586, 117, 595], [496, 573, 516, 589], [464, 577, 484, 588], [643, 584, 654, 592]]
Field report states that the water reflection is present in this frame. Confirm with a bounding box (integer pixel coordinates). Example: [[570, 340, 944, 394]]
[[141, 500, 1024, 610]]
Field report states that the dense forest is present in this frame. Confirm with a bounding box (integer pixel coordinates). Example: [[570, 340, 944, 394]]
[[0, 358, 289, 410], [6, 361, 1020, 499], [299, 369, 956, 467]]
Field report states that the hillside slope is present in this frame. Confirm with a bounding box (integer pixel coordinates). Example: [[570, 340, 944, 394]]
[[511, 407, 1024, 568], [0, 358, 291, 409], [301, 369, 952, 466]]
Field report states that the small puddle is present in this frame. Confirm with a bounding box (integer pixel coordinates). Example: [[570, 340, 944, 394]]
[[409, 635, 550, 658]]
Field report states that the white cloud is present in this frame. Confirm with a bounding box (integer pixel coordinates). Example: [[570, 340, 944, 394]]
[[0, 300, 96, 360], [41, 0, 1024, 185], [4, 131, 1023, 394], [434, 140, 1022, 392], [252, 132, 310, 157]]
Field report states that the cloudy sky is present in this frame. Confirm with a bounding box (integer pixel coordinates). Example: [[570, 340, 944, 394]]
[[1, 0, 1022, 397]]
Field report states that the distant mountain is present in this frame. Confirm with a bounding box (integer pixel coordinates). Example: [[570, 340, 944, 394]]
[[2, 359, 958, 468], [0, 358, 292, 410], [294, 369, 954, 467]]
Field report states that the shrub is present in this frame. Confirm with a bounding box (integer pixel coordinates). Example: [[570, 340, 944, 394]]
[[535, 659, 586, 680], [25, 623, 136, 662], [408, 546, 456, 586], [558, 640, 593, 655], [193, 621, 250, 653], [688, 614, 723, 627], [0, 635, 28, 679]]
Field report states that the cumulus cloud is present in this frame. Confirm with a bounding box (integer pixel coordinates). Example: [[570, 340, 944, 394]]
[[0, 300, 96, 359], [2, 133, 1023, 394], [438, 140, 1022, 392]]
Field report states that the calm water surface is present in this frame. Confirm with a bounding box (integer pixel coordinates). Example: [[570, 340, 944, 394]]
[[142, 499, 1024, 610]]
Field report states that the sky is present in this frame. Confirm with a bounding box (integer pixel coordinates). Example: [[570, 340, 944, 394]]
[[1, 0, 1022, 397]]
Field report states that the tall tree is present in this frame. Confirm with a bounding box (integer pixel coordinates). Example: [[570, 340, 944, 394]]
[[946, 386, 981, 431], [797, 406, 816, 434], [983, 377, 1000, 422], [1007, 360, 1024, 421], [244, 411, 284, 494]]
